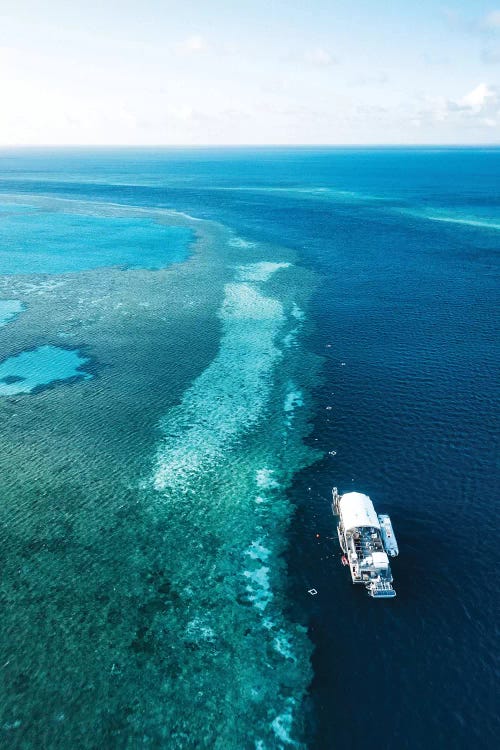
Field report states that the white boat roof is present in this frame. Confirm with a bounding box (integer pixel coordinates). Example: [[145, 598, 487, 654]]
[[339, 492, 380, 531], [372, 551, 389, 568]]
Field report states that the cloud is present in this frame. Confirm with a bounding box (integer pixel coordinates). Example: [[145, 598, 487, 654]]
[[177, 34, 207, 54], [482, 10, 500, 30], [353, 71, 389, 86], [443, 7, 500, 36], [456, 83, 496, 112], [419, 83, 500, 128], [482, 46, 500, 63], [168, 105, 194, 121], [304, 47, 337, 66]]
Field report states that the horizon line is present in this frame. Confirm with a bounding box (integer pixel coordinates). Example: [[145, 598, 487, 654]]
[[1, 143, 500, 150], [0, 141, 500, 152]]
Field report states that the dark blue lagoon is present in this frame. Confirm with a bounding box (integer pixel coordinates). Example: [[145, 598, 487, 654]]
[[0, 147, 498, 750]]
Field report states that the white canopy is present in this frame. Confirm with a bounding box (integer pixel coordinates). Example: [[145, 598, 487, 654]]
[[339, 492, 380, 531], [372, 551, 389, 569]]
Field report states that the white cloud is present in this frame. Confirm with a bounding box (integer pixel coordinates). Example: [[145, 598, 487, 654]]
[[178, 34, 207, 54], [444, 7, 500, 37], [419, 83, 500, 129], [457, 83, 495, 112], [481, 46, 500, 63], [482, 10, 500, 30], [353, 71, 389, 86], [304, 47, 337, 66], [168, 105, 194, 121]]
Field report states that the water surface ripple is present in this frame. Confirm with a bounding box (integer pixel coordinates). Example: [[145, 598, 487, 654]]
[[0, 147, 498, 750]]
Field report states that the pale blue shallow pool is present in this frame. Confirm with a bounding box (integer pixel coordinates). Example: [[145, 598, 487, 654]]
[[0, 345, 92, 395], [0, 202, 191, 274]]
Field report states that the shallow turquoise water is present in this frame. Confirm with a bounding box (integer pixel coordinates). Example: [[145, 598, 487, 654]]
[[0, 189, 317, 749], [0, 200, 191, 274], [0, 345, 92, 394]]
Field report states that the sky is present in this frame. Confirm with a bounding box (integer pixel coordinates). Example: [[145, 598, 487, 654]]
[[1, 0, 500, 145]]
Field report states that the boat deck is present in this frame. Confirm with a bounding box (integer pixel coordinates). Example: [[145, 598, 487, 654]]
[[350, 527, 385, 558]]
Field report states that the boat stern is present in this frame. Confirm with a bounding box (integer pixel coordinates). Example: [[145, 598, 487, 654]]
[[367, 579, 397, 598]]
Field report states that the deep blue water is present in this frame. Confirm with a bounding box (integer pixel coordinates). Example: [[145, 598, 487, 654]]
[[0, 147, 498, 749]]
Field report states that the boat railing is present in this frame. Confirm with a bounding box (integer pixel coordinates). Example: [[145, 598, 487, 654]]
[[367, 580, 396, 599]]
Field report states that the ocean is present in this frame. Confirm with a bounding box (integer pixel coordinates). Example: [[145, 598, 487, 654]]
[[0, 147, 498, 749]]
